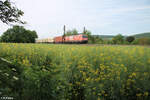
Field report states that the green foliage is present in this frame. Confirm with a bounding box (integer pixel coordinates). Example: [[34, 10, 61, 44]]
[[0, 36, 1, 42], [72, 29, 78, 35], [126, 36, 135, 43], [1, 44, 150, 100], [66, 30, 72, 36], [1, 25, 38, 43], [66, 29, 78, 36], [88, 36, 103, 44], [82, 29, 91, 38], [0, 46, 63, 100], [112, 34, 124, 44], [0, 0, 24, 24], [131, 39, 139, 45], [22, 65, 60, 100], [0, 58, 24, 99]]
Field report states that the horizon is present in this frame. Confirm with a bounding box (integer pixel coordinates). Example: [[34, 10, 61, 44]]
[[0, 0, 150, 39]]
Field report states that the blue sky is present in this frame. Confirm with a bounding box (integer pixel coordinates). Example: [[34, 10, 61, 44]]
[[0, 0, 150, 38]]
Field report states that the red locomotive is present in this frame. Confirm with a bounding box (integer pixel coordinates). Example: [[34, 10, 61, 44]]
[[54, 34, 88, 43]]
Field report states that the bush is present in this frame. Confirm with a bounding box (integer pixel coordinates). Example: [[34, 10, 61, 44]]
[[126, 36, 135, 43], [88, 36, 103, 44], [138, 38, 150, 45], [131, 39, 138, 45]]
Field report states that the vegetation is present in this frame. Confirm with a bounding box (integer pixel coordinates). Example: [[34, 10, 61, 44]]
[[133, 32, 150, 38], [0, 25, 38, 43], [92, 35, 114, 40], [0, 0, 24, 24], [0, 43, 150, 100], [65, 28, 91, 37], [138, 38, 150, 45], [126, 36, 135, 43], [89, 33, 150, 45], [88, 36, 103, 44], [94, 32, 150, 40], [66, 29, 78, 36], [112, 34, 124, 44], [82, 29, 92, 38], [0, 1, 149, 100]]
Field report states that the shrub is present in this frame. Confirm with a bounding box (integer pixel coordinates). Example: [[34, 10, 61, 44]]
[[126, 36, 135, 43]]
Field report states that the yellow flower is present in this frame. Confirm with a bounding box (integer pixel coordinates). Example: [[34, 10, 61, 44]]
[[86, 78, 90, 81], [144, 72, 148, 76], [144, 92, 149, 96], [104, 94, 108, 96], [98, 93, 101, 96], [148, 59, 150, 64], [132, 72, 136, 77], [101, 90, 105, 94], [93, 87, 96, 90], [97, 97, 101, 100], [93, 92, 96, 95], [136, 93, 142, 97]]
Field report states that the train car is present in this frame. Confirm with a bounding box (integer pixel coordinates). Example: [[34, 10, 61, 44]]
[[54, 36, 63, 43], [54, 34, 88, 43], [36, 38, 54, 43]]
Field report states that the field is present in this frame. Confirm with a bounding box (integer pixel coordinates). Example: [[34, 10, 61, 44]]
[[0, 43, 150, 100]]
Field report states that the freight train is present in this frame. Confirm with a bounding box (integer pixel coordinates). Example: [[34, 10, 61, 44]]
[[36, 34, 88, 44]]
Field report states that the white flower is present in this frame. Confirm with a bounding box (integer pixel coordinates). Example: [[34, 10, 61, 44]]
[[4, 73, 9, 76], [13, 76, 19, 80]]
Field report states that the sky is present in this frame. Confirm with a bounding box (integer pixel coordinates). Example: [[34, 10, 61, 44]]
[[0, 0, 150, 39]]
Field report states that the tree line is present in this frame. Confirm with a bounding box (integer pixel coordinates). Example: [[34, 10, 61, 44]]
[[89, 34, 150, 45]]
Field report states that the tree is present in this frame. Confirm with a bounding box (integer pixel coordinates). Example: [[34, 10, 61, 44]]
[[126, 36, 135, 43], [1, 25, 38, 43], [66, 29, 78, 36], [66, 30, 72, 36], [88, 36, 103, 44], [72, 29, 78, 35], [82, 29, 91, 37], [112, 34, 124, 44], [0, 0, 24, 24], [0, 36, 1, 42]]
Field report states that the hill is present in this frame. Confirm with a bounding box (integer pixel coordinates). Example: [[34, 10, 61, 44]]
[[132, 32, 150, 38], [92, 35, 114, 40], [92, 32, 150, 39]]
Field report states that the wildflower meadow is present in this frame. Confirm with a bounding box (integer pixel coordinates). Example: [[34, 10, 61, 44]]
[[0, 43, 150, 100]]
